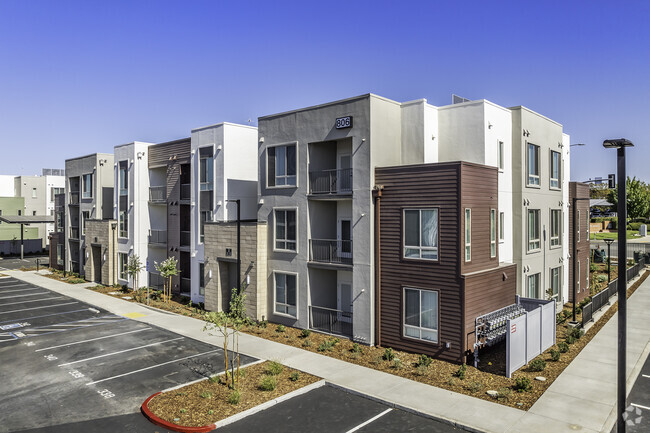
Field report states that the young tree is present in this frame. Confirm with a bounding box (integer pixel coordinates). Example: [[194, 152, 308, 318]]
[[607, 176, 650, 219], [154, 256, 178, 303], [126, 254, 144, 292]]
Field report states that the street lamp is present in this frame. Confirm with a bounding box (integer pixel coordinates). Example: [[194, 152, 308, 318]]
[[604, 238, 615, 285], [603, 138, 634, 433], [570, 143, 586, 147]]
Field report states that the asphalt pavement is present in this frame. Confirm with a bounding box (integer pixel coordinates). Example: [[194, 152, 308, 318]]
[[0, 255, 49, 271]]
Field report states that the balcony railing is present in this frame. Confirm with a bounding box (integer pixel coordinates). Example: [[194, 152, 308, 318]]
[[70, 260, 80, 274], [181, 277, 191, 294], [309, 239, 353, 265], [149, 186, 166, 203], [309, 305, 353, 337], [148, 229, 167, 245], [149, 272, 164, 291], [180, 231, 191, 247], [69, 227, 80, 240], [180, 184, 191, 201], [309, 168, 352, 195], [69, 192, 80, 205]]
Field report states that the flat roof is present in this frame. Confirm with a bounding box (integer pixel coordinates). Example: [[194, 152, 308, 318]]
[[0, 215, 55, 224]]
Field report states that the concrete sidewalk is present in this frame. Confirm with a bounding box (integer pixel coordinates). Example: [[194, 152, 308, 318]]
[[6, 270, 650, 433]]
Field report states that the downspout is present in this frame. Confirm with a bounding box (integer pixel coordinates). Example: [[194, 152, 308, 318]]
[[373, 185, 383, 347]]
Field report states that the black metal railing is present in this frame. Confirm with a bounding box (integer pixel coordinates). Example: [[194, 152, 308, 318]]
[[180, 184, 191, 200], [309, 239, 352, 265], [309, 305, 353, 337], [70, 260, 80, 274], [149, 186, 166, 203], [148, 229, 167, 245], [181, 277, 191, 294], [69, 192, 79, 205], [309, 168, 352, 195], [149, 272, 164, 291], [180, 231, 191, 247], [69, 227, 79, 239]]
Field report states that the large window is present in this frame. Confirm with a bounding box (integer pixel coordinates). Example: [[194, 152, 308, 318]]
[[550, 266, 561, 300], [550, 151, 561, 189], [404, 288, 439, 343], [199, 263, 205, 296], [527, 143, 540, 186], [404, 209, 439, 260], [527, 273, 540, 298], [499, 212, 505, 241], [119, 161, 128, 196], [465, 208, 471, 262], [490, 209, 497, 257], [82, 173, 93, 198], [199, 149, 214, 191], [267, 144, 297, 187], [81, 211, 89, 235], [550, 209, 562, 247], [274, 272, 297, 317], [119, 253, 128, 280], [119, 210, 128, 238], [528, 209, 540, 251], [274, 209, 297, 252]]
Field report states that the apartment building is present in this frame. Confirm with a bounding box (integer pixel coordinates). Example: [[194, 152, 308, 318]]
[[0, 196, 40, 254], [65, 153, 114, 275], [190, 123, 258, 304], [48, 193, 65, 270], [569, 181, 591, 303]]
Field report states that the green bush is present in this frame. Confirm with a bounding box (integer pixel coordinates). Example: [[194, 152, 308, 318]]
[[417, 354, 432, 368], [597, 274, 607, 283], [566, 335, 576, 345], [496, 387, 512, 401], [529, 359, 546, 372], [467, 381, 484, 393], [199, 391, 212, 399], [415, 364, 429, 376], [567, 326, 583, 340], [276, 324, 286, 333], [301, 329, 311, 338], [227, 390, 241, 405], [318, 340, 335, 352], [550, 349, 561, 362], [628, 222, 643, 231], [290, 372, 300, 382], [590, 263, 598, 272], [514, 376, 532, 393], [351, 343, 363, 354], [302, 339, 312, 348], [258, 320, 268, 328], [562, 310, 572, 319], [383, 347, 395, 361], [267, 361, 283, 376], [392, 358, 402, 369], [259, 375, 277, 391], [455, 363, 467, 380]]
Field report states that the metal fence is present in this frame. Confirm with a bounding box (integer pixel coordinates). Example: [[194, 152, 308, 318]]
[[309, 239, 353, 265], [148, 230, 167, 245], [149, 186, 166, 203], [582, 256, 646, 326], [309, 168, 352, 195], [180, 231, 191, 247], [148, 272, 164, 291], [590, 242, 650, 258], [69, 191, 79, 205], [180, 184, 191, 200], [309, 305, 353, 337]]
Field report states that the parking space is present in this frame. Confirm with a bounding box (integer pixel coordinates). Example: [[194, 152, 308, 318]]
[[0, 255, 49, 270], [0, 276, 256, 433], [622, 354, 650, 432]]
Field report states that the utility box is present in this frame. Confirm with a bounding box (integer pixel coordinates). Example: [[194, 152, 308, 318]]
[[640, 224, 647, 237]]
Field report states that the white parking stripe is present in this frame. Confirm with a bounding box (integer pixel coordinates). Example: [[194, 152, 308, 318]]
[[35, 327, 152, 352], [0, 284, 29, 288], [0, 288, 43, 294], [642, 374, 650, 379], [632, 403, 650, 411], [0, 292, 48, 300], [0, 308, 90, 325], [345, 408, 393, 433], [0, 296, 65, 307], [0, 302, 79, 315], [85, 349, 220, 386], [58, 337, 184, 366]]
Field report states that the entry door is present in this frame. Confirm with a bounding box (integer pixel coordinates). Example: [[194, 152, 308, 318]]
[[337, 218, 352, 260], [337, 282, 353, 322], [92, 246, 102, 284], [338, 154, 352, 192]]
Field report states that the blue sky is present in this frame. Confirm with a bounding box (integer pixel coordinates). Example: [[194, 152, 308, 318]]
[[1, 1, 648, 182]]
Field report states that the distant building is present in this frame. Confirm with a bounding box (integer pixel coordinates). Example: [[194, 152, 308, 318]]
[[0, 196, 40, 255]]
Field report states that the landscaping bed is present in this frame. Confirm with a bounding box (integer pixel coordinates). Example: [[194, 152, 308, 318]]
[[43, 268, 87, 284], [146, 361, 319, 428]]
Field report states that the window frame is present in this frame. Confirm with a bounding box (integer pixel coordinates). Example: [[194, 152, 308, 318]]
[[465, 208, 471, 262], [199, 147, 214, 192], [550, 209, 562, 248], [549, 150, 561, 190], [273, 271, 298, 319], [81, 211, 90, 236], [199, 262, 205, 296], [119, 160, 128, 197], [499, 211, 505, 242], [577, 210, 581, 242], [82, 173, 93, 198], [402, 286, 440, 344], [527, 209, 541, 252], [490, 208, 497, 258], [199, 210, 213, 244], [266, 142, 298, 189], [527, 143, 540, 187], [498, 140, 504, 171], [550, 266, 561, 300], [577, 261, 581, 293], [118, 253, 128, 281], [527, 273, 541, 298], [402, 208, 440, 262], [118, 210, 128, 238], [273, 207, 298, 253]]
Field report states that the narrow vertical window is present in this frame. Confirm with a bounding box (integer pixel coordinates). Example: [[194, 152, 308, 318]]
[[550, 209, 562, 247], [465, 208, 471, 262], [499, 212, 505, 241], [199, 263, 205, 296], [82, 174, 93, 198], [119, 161, 128, 196], [577, 210, 581, 242], [550, 151, 561, 189], [274, 272, 297, 317], [528, 209, 540, 251], [275, 209, 297, 251], [528, 273, 540, 298], [119, 211, 128, 238], [498, 140, 504, 170], [577, 261, 581, 293], [490, 209, 496, 257], [527, 143, 540, 186]]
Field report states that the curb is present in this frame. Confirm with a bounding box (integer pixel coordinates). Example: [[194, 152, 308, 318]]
[[141, 380, 326, 433]]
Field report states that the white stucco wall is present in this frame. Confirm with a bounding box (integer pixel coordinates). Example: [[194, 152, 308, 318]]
[[562, 133, 571, 303]]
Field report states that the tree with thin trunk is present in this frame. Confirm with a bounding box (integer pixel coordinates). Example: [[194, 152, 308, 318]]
[[154, 257, 178, 303], [126, 254, 144, 292]]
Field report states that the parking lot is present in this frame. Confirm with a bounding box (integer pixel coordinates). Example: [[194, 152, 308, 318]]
[[0, 255, 49, 271], [620, 354, 650, 432]]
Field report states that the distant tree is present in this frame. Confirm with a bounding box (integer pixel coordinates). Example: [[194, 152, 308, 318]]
[[589, 183, 610, 199], [607, 176, 650, 219]]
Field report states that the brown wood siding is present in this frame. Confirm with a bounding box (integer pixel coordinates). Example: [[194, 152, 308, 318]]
[[462, 264, 517, 357], [460, 163, 499, 274], [569, 182, 590, 303]]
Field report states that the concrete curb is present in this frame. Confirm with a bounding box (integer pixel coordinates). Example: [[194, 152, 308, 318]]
[[141, 379, 326, 433]]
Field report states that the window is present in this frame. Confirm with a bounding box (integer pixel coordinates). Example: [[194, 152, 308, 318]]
[[404, 209, 439, 260], [527, 143, 540, 186], [550, 151, 561, 189], [498, 140, 504, 170], [527, 273, 541, 298], [200, 210, 212, 243], [465, 208, 471, 262], [56, 244, 64, 266], [32, 211, 36, 216], [499, 212, 505, 241], [274, 209, 297, 251], [274, 272, 297, 317], [82, 211, 89, 235], [586, 211, 590, 240], [119, 161, 128, 196], [51, 187, 64, 201], [119, 253, 128, 280], [199, 149, 214, 191], [403, 288, 438, 343], [56, 212, 63, 231], [267, 144, 297, 187], [119, 211, 128, 238], [17, 210, 21, 216], [550, 267, 561, 300], [550, 209, 562, 247], [577, 210, 581, 242], [577, 261, 581, 293], [32, 188, 37, 198], [490, 209, 497, 257], [199, 263, 205, 296], [528, 209, 540, 251], [82, 174, 93, 198]]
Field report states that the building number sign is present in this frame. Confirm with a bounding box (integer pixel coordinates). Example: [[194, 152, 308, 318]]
[[335, 116, 353, 129]]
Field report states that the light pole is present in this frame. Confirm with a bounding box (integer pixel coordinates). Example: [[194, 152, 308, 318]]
[[604, 238, 615, 285], [603, 138, 634, 433]]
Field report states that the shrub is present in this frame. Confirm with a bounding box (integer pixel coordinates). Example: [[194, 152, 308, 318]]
[[180, 408, 186, 413], [415, 364, 429, 376], [290, 372, 300, 382], [567, 326, 583, 340], [276, 324, 286, 333], [550, 349, 561, 362], [529, 359, 546, 372], [227, 390, 241, 405], [417, 354, 432, 368], [209, 375, 220, 383], [302, 339, 312, 348], [455, 363, 467, 380], [351, 343, 363, 354], [558, 341, 569, 353], [514, 376, 532, 393], [467, 381, 483, 393], [562, 310, 572, 319], [318, 340, 334, 352], [597, 274, 608, 283], [497, 387, 512, 401], [258, 320, 268, 328], [590, 263, 598, 272], [301, 329, 311, 338], [392, 358, 402, 369], [259, 375, 277, 391], [267, 361, 283, 376], [566, 335, 576, 345], [199, 391, 212, 399], [447, 377, 458, 387], [383, 347, 395, 361]]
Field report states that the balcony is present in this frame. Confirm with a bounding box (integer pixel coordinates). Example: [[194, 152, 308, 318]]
[[180, 231, 191, 247], [181, 277, 191, 294], [309, 239, 353, 266], [309, 305, 353, 338], [69, 192, 80, 205], [69, 227, 80, 240], [70, 260, 80, 274], [148, 230, 167, 246], [149, 186, 166, 204], [309, 168, 352, 196], [180, 184, 191, 201]]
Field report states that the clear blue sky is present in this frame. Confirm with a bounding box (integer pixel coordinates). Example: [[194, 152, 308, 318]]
[[1, 0, 648, 182]]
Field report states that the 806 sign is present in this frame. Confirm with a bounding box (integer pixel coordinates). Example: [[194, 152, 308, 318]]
[[335, 116, 353, 129]]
